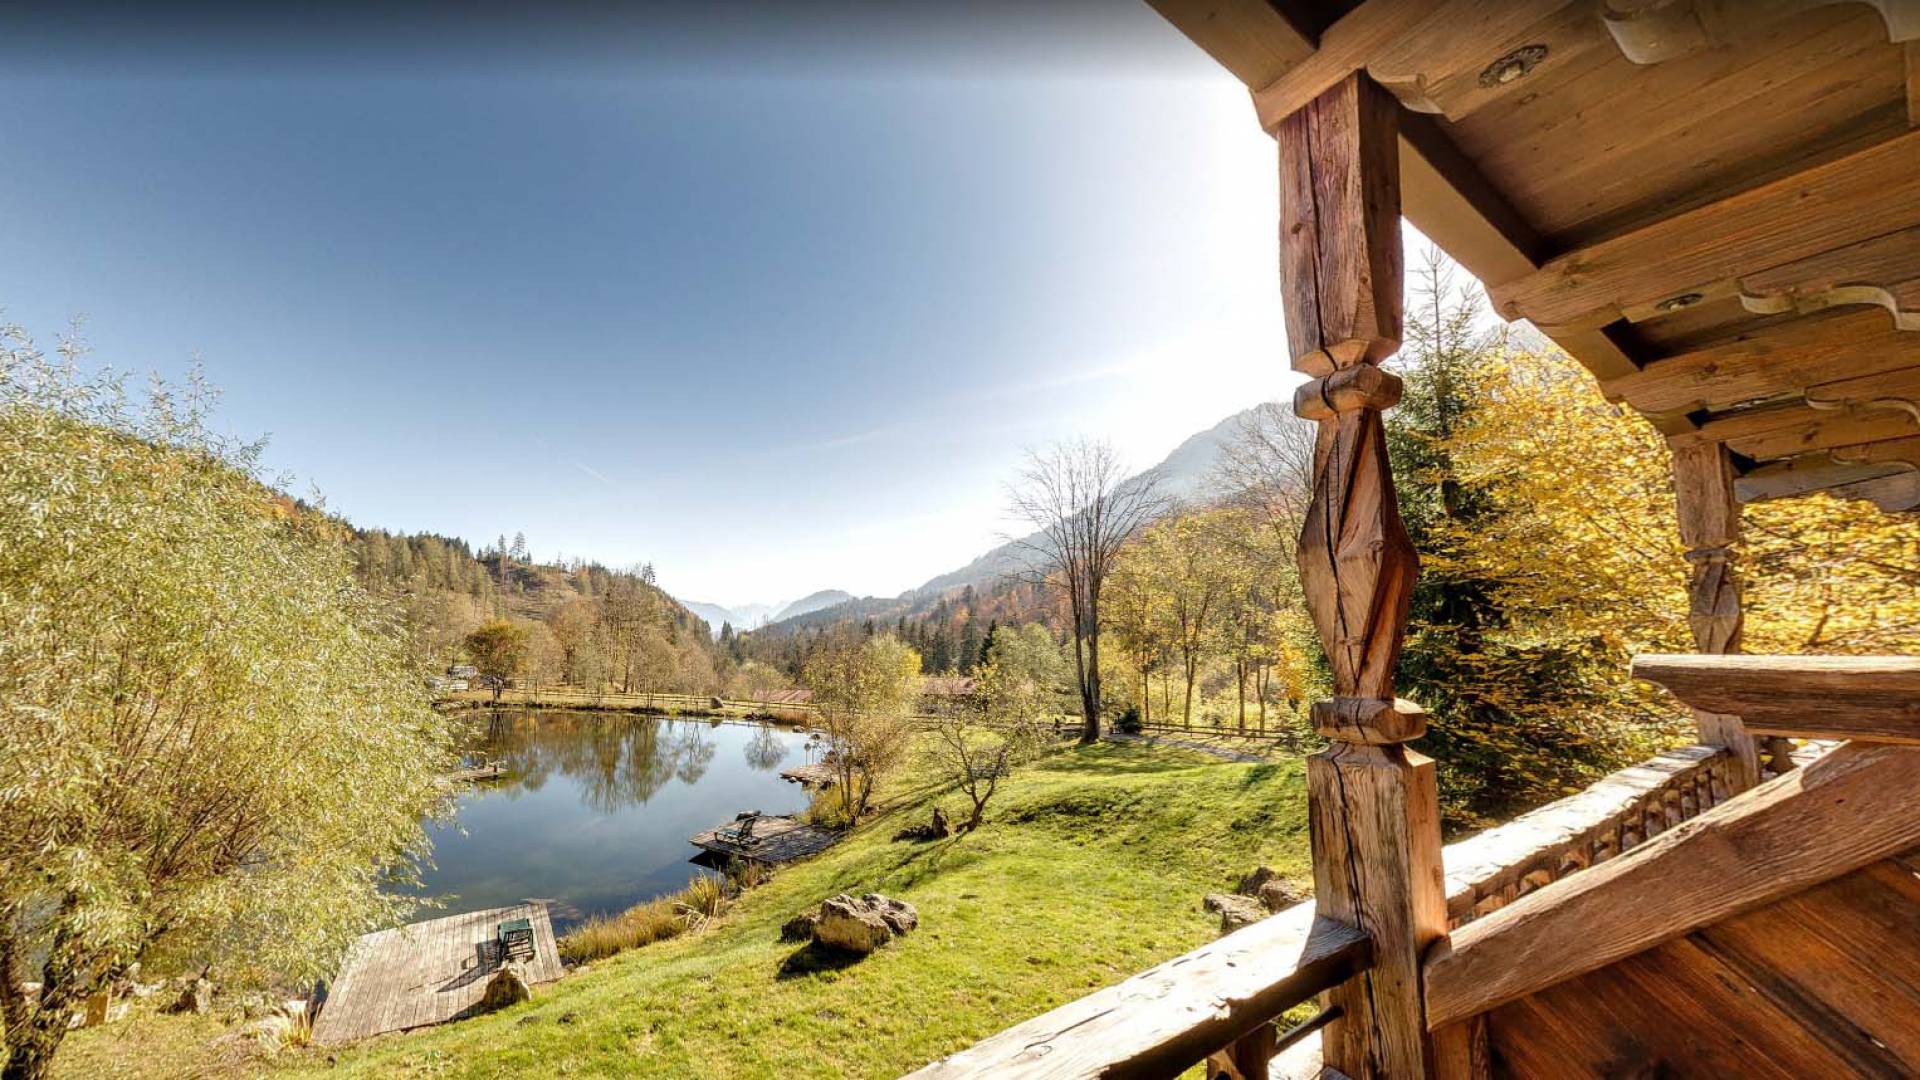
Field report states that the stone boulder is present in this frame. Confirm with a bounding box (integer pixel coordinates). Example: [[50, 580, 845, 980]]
[[1256, 877, 1308, 913], [811, 893, 918, 955], [166, 977, 214, 1016], [780, 912, 819, 943], [477, 961, 533, 1012], [1203, 893, 1266, 932]]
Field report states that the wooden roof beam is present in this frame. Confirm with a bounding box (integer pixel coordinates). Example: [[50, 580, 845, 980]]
[[1603, 307, 1920, 416], [1634, 653, 1920, 744], [1489, 129, 1920, 330], [1424, 741, 1920, 1030], [1144, 0, 1321, 90]]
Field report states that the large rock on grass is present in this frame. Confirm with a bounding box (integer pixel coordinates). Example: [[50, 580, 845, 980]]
[[1204, 893, 1266, 932], [812, 893, 918, 955], [478, 961, 533, 1012]]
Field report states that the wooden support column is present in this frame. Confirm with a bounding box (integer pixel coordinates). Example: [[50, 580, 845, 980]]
[[1670, 442, 1771, 789], [1274, 73, 1454, 1080]]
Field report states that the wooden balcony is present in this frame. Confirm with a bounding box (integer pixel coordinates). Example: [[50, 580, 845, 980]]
[[925, 1, 1920, 1073], [911, 728, 1781, 1077]]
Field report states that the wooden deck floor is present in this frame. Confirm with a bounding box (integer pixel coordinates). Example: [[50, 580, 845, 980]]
[[689, 815, 841, 864], [313, 902, 562, 1045]]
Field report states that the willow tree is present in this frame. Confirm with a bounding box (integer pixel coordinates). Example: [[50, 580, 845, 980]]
[[0, 336, 450, 1080], [802, 634, 921, 819]]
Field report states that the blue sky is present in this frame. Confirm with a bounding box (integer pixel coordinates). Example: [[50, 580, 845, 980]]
[[0, 3, 1298, 604]]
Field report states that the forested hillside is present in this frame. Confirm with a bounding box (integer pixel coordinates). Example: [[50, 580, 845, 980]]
[[343, 527, 723, 693]]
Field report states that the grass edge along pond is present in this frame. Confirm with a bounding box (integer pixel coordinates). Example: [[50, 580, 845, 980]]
[[57, 740, 1312, 1080]]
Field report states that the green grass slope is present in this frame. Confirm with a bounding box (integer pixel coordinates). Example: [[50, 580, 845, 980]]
[[61, 742, 1311, 1080]]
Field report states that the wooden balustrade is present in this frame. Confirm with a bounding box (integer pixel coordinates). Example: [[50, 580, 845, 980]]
[[903, 903, 1371, 1079], [1439, 745, 1736, 930]]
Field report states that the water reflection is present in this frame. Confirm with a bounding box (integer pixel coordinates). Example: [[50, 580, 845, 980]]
[[411, 709, 811, 929]]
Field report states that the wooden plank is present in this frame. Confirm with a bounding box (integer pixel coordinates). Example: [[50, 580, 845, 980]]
[[1487, 933, 1887, 1077], [1735, 455, 1914, 503], [1462, 4, 1906, 247], [1145, 0, 1318, 89], [1602, 306, 1920, 415], [1680, 398, 1920, 463], [903, 903, 1372, 1079], [313, 903, 560, 1045], [1423, 742, 1920, 1028], [1633, 653, 1920, 742], [1487, 128, 1920, 328]]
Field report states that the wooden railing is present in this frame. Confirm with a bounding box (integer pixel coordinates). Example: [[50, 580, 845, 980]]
[[903, 902, 1369, 1079], [908, 742, 1749, 1078], [1440, 744, 1737, 929]]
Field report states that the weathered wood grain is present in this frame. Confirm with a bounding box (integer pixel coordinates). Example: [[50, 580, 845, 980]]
[[903, 903, 1371, 1079], [1483, 847, 1920, 1076], [1603, 306, 1920, 416], [1488, 128, 1920, 329], [1669, 442, 1765, 788], [1424, 742, 1920, 1028], [1277, 75, 1403, 374], [1634, 653, 1920, 742], [1738, 224, 1920, 330], [313, 902, 561, 1045], [1308, 744, 1446, 1078]]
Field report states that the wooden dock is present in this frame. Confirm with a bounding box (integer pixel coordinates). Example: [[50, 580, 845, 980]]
[[689, 814, 841, 865], [779, 763, 837, 788], [312, 902, 561, 1045], [445, 762, 507, 783]]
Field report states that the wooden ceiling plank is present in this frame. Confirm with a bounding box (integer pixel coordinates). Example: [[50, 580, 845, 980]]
[[1603, 308, 1920, 415], [1457, 5, 1900, 244], [1489, 127, 1920, 328], [1144, 0, 1319, 90], [1735, 456, 1912, 502]]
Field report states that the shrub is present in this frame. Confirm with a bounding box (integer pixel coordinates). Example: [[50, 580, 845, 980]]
[[1116, 706, 1144, 735], [802, 786, 854, 829]]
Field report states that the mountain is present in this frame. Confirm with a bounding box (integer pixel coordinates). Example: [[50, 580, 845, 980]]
[[750, 402, 1274, 637], [680, 590, 853, 637], [774, 590, 854, 622]]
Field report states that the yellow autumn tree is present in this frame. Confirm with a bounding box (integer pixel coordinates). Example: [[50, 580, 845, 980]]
[[1434, 340, 1920, 819]]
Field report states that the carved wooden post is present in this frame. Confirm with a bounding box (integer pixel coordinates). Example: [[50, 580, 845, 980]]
[[1670, 442, 1769, 790], [1276, 73, 1448, 1079]]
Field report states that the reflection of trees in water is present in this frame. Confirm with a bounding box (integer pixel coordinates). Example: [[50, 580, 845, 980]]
[[463, 711, 734, 813], [743, 726, 788, 772]]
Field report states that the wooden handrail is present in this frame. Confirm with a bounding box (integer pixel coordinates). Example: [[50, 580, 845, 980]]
[[903, 902, 1370, 1079], [1633, 653, 1920, 744], [1424, 742, 1920, 1029]]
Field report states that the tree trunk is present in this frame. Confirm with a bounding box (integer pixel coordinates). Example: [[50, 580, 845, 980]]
[[1140, 668, 1151, 725], [4, 1018, 67, 1080], [1182, 652, 1197, 728], [1236, 658, 1246, 733], [1081, 630, 1103, 743]]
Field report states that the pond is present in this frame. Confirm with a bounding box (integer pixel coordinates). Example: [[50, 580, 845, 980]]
[[409, 709, 816, 932]]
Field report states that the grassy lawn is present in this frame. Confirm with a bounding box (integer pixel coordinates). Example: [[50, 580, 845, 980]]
[[57, 740, 1311, 1079]]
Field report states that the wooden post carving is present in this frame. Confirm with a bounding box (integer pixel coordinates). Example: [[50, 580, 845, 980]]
[[1276, 73, 1453, 1079], [1671, 442, 1769, 788]]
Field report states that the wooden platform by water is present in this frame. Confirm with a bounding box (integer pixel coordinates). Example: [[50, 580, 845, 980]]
[[779, 763, 837, 788], [312, 902, 561, 1045], [444, 762, 507, 783], [689, 815, 841, 865]]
